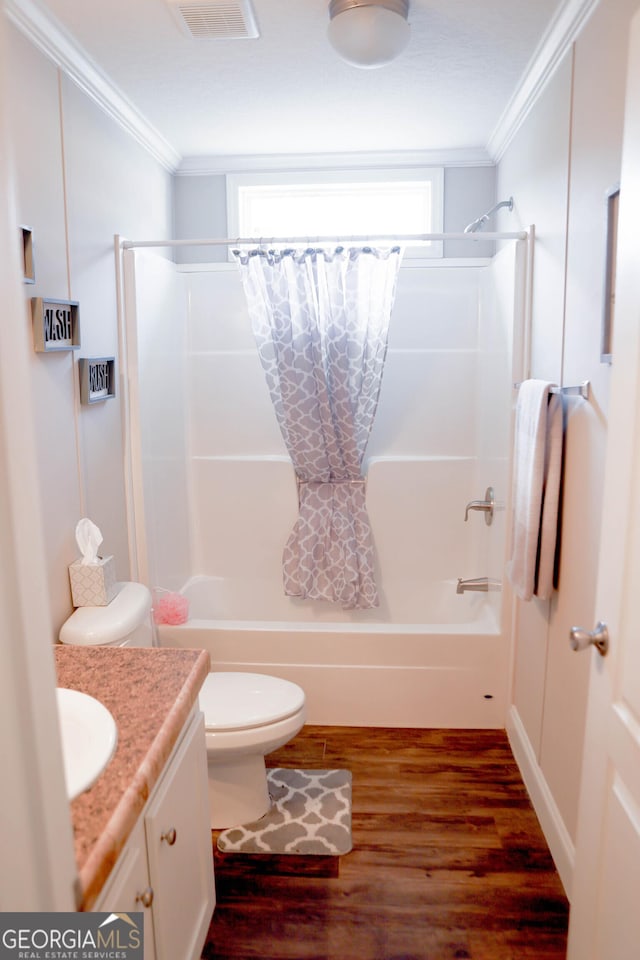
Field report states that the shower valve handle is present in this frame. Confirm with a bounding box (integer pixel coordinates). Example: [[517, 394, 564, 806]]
[[464, 487, 495, 526]]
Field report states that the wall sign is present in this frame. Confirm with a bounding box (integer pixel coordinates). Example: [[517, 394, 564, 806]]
[[79, 357, 116, 404], [31, 297, 80, 352]]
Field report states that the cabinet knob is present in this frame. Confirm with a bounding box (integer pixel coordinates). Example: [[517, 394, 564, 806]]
[[135, 886, 154, 909], [161, 827, 177, 846]]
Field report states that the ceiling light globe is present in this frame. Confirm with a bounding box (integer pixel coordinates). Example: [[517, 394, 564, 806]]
[[328, 1, 410, 69]]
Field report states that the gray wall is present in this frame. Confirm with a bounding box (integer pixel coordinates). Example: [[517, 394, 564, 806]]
[[173, 164, 497, 261]]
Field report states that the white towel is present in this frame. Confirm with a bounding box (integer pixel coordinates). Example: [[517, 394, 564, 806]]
[[507, 380, 563, 601]]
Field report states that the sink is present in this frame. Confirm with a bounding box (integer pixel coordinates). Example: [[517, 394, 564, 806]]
[[56, 688, 118, 800]]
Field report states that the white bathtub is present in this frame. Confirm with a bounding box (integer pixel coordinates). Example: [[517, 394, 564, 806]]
[[158, 576, 509, 729]]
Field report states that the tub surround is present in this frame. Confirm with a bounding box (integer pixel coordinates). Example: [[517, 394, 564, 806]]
[[127, 257, 516, 730], [54, 644, 210, 909]]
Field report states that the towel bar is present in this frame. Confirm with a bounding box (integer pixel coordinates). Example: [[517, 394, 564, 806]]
[[513, 380, 590, 400]]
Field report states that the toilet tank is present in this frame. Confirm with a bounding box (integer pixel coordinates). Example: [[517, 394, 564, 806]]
[[59, 582, 156, 647]]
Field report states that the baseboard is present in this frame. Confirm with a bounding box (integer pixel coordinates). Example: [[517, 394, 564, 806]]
[[506, 705, 574, 899]]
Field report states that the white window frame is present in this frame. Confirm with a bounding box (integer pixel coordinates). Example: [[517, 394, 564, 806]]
[[226, 168, 444, 259]]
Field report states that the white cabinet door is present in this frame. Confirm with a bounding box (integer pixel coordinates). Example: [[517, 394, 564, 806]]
[[567, 11, 640, 958], [144, 711, 215, 960], [94, 818, 157, 960]]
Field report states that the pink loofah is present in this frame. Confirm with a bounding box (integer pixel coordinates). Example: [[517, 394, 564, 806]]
[[153, 590, 189, 626]]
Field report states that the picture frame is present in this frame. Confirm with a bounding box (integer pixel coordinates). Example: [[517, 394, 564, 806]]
[[20, 226, 35, 284], [31, 297, 80, 352], [78, 357, 116, 404], [601, 183, 619, 364]]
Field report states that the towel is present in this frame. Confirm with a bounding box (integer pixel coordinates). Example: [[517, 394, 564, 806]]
[[507, 380, 564, 601]]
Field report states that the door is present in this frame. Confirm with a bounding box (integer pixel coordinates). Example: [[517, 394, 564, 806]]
[[567, 11, 640, 958]]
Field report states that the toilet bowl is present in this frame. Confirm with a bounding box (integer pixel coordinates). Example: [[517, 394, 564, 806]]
[[198, 672, 306, 829]]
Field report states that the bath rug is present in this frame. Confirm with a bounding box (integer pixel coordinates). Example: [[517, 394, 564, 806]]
[[216, 768, 352, 856]]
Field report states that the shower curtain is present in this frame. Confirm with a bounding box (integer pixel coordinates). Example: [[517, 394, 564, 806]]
[[234, 245, 402, 609]]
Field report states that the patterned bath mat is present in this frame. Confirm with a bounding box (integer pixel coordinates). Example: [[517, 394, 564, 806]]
[[217, 768, 352, 855]]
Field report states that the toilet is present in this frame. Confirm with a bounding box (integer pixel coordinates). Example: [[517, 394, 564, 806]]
[[59, 582, 306, 830], [198, 672, 306, 828]]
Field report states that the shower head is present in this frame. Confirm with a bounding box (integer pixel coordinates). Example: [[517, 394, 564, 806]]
[[464, 196, 514, 234], [464, 214, 490, 234]]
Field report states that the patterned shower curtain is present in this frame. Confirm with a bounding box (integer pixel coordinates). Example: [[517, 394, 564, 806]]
[[234, 245, 403, 609]]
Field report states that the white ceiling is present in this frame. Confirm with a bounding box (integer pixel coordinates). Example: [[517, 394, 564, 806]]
[[16, 0, 565, 165]]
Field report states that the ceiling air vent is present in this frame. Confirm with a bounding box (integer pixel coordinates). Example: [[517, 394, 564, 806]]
[[167, 0, 259, 40]]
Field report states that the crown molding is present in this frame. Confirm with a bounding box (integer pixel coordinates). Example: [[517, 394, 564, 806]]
[[175, 147, 494, 176], [5, 0, 181, 172], [487, 0, 599, 161]]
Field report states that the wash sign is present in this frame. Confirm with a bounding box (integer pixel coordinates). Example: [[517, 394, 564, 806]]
[[44, 304, 73, 345], [31, 298, 80, 352], [0, 912, 143, 958]]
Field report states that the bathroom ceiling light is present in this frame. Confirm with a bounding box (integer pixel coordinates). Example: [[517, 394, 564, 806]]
[[328, 0, 410, 69]]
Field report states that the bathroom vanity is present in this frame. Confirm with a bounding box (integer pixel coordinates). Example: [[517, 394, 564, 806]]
[[54, 645, 214, 960]]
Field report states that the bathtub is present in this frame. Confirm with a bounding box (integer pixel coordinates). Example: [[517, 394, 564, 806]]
[[158, 576, 509, 729]]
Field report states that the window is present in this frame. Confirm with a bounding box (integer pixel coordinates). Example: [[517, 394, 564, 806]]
[[226, 168, 444, 258]]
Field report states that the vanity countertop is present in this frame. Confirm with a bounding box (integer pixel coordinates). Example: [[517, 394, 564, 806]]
[[54, 644, 210, 910]]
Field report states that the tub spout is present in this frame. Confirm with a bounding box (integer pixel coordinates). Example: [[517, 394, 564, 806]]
[[456, 577, 501, 594], [464, 486, 495, 525]]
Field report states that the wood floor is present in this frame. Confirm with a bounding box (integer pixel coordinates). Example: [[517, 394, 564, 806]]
[[201, 726, 569, 960]]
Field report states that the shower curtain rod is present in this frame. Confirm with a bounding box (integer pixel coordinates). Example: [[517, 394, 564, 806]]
[[121, 231, 528, 250]]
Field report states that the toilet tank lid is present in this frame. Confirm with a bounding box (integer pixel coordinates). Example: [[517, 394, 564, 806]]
[[59, 582, 152, 646]]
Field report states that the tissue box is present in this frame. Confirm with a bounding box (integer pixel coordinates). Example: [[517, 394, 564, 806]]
[[68, 556, 117, 607]]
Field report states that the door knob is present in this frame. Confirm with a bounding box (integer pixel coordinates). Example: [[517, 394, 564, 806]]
[[569, 621, 609, 656]]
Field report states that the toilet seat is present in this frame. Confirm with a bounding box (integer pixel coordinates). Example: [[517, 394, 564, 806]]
[[199, 672, 305, 733]]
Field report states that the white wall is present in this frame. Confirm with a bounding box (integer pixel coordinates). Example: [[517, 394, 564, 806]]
[[0, 6, 77, 907], [499, 55, 573, 781], [6, 23, 173, 635], [498, 0, 639, 896], [542, 0, 634, 845], [1, 11, 173, 909]]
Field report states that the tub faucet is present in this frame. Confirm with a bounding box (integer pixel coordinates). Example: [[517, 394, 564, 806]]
[[464, 486, 495, 525], [456, 577, 501, 594]]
